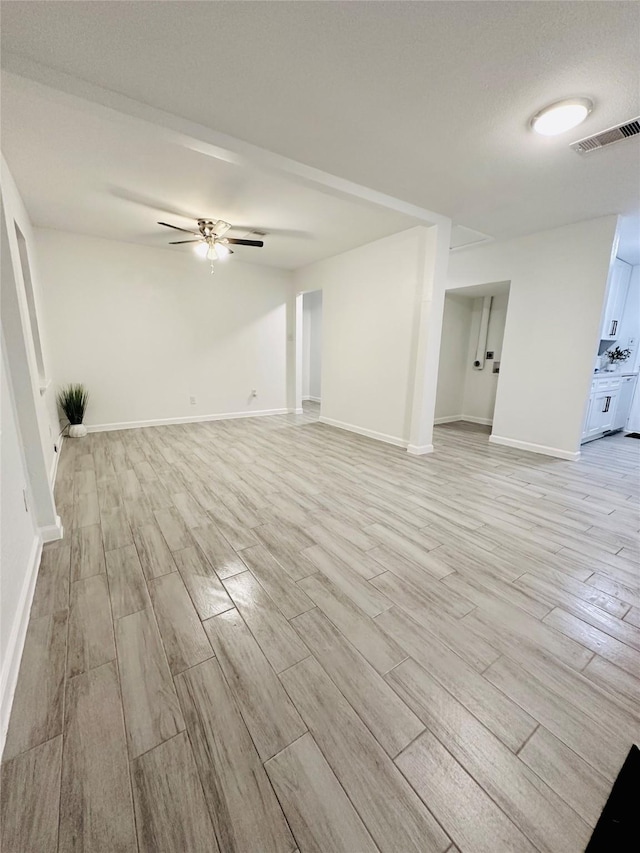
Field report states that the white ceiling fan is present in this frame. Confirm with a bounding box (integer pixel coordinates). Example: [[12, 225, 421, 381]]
[[158, 218, 264, 268]]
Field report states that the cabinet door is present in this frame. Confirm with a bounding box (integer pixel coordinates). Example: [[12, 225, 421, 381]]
[[601, 259, 632, 339], [588, 391, 617, 435], [600, 273, 616, 339], [607, 390, 620, 431], [612, 376, 636, 431]]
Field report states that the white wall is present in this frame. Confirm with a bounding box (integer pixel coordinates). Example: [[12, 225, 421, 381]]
[[0, 341, 41, 746], [447, 216, 619, 458], [434, 294, 472, 421], [1, 157, 60, 751], [435, 291, 509, 425], [294, 227, 434, 445], [302, 290, 322, 401], [461, 292, 509, 423], [36, 229, 293, 428], [1, 157, 59, 487]]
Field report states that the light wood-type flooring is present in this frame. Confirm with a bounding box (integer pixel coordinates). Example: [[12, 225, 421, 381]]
[[2, 402, 639, 852]]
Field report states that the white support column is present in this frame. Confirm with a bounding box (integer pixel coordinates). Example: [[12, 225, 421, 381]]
[[294, 292, 303, 413], [407, 220, 452, 455], [286, 289, 304, 414]]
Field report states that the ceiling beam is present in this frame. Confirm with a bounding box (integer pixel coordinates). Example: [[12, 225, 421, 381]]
[[2, 52, 451, 228]]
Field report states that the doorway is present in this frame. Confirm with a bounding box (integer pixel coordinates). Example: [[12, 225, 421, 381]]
[[301, 290, 322, 420], [433, 281, 510, 442]]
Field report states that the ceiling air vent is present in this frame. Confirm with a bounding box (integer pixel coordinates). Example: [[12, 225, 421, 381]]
[[571, 118, 640, 154]]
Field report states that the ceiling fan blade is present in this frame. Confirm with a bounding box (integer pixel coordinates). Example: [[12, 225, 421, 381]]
[[230, 226, 309, 238], [158, 221, 199, 235], [169, 239, 201, 244], [226, 238, 264, 247]]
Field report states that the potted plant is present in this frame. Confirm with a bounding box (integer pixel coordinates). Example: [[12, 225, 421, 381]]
[[605, 346, 632, 372], [57, 383, 89, 437]]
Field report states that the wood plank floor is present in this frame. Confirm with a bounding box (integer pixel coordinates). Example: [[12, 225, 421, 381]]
[[2, 402, 639, 852]]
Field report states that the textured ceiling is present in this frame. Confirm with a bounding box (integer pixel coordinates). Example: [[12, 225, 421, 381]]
[[2, 1, 639, 260]]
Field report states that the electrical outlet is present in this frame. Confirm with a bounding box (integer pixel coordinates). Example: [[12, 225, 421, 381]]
[[251, 389, 257, 398], [486, 351, 495, 360], [189, 396, 197, 406]]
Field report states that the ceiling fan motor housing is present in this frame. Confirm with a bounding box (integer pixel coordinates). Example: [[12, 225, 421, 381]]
[[198, 219, 231, 237]]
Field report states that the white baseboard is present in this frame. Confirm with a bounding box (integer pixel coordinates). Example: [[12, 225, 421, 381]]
[[489, 434, 581, 461], [319, 416, 407, 448], [0, 533, 42, 754], [434, 416, 462, 425], [86, 408, 288, 433], [289, 408, 304, 414], [434, 415, 493, 426], [407, 444, 434, 455], [40, 515, 64, 543], [302, 396, 322, 403], [462, 415, 493, 426], [49, 435, 64, 485]]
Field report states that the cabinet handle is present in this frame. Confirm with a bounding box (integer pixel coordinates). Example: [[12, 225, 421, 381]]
[[602, 396, 611, 413], [610, 320, 618, 336]]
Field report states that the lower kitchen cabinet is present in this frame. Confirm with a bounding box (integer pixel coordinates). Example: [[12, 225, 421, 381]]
[[582, 374, 637, 443], [613, 375, 637, 432], [584, 389, 617, 439]]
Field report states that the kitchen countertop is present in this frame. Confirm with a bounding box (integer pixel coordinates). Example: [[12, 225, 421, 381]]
[[593, 371, 638, 378]]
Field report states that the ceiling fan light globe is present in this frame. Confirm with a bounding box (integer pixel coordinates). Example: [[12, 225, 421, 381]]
[[214, 242, 231, 260], [194, 242, 209, 257]]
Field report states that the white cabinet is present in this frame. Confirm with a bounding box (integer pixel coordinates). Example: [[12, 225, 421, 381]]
[[612, 375, 637, 432], [586, 390, 617, 438], [582, 375, 622, 442], [600, 258, 631, 340]]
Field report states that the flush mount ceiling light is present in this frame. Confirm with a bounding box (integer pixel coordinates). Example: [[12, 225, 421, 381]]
[[531, 98, 593, 136]]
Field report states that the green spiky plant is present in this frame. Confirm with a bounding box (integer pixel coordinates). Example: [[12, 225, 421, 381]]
[[57, 383, 89, 425]]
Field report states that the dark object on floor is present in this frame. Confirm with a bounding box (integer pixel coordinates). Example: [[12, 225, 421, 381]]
[[586, 744, 639, 851], [625, 432, 640, 439]]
